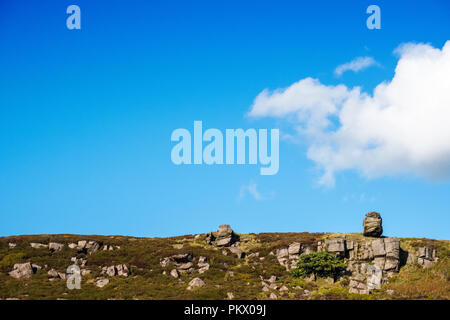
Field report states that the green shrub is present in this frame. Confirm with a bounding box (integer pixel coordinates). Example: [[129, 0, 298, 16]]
[[0, 252, 27, 270], [292, 251, 347, 280]]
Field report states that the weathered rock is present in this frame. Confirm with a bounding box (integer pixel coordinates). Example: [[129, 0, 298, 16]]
[[68, 243, 77, 249], [197, 257, 210, 274], [269, 293, 278, 300], [269, 283, 279, 290], [49, 242, 64, 252], [116, 264, 129, 277], [177, 262, 194, 271], [102, 264, 129, 277], [417, 247, 436, 268], [77, 240, 87, 250], [205, 232, 216, 245], [76, 240, 101, 254], [106, 266, 116, 277], [276, 248, 289, 268], [214, 224, 239, 247], [363, 212, 383, 237], [229, 247, 245, 259], [187, 277, 205, 290], [288, 242, 302, 255], [160, 257, 171, 268], [9, 262, 35, 279], [170, 269, 179, 278], [418, 247, 433, 260], [227, 292, 234, 299], [326, 238, 346, 256], [86, 241, 101, 254], [30, 243, 48, 249], [96, 278, 109, 288], [371, 239, 386, 257], [47, 269, 59, 278], [8, 243, 16, 249]]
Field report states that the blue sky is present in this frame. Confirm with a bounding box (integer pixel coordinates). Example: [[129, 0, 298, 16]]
[[0, 0, 449, 239]]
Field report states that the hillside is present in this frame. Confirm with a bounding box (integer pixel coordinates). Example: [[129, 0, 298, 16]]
[[1, 221, 449, 300]]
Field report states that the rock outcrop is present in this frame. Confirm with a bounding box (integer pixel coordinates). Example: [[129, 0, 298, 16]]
[[9, 262, 37, 279], [363, 212, 383, 237], [49, 242, 64, 252], [214, 224, 239, 247], [276, 242, 311, 270], [30, 243, 48, 249], [101, 264, 129, 277], [77, 240, 102, 255]]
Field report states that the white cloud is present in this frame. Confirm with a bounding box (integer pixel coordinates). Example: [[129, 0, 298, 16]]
[[239, 181, 263, 201], [249, 42, 450, 186], [334, 56, 377, 76]]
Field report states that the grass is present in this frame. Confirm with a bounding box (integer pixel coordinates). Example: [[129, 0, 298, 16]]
[[0, 233, 448, 300]]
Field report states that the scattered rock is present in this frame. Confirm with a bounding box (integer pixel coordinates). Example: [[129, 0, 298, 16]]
[[269, 293, 278, 300], [96, 278, 109, 288], [101, 264, 129, 277], [269, 283, 279, 290], [363, 211, 383, 237], [229, 246, 245, 259], [47, 268, 62, 279], [30, 243, 48, 249], [187, 277, 205, 291], [49, 242, 64, 252], [197, 256, 210, 274], [227, 292, 234, 299], [170, 269, 179, 278], [417, 247, 436, 268], [280, 285, 289, 292], [8, 243, 16, 249], [68, 243, 77, 249], [205, 232, 216, 245], [9, 262, 36, 279], [77, 240, 102, 255]]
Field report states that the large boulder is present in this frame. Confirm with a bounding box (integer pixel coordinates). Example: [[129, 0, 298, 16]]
[[49, 242, 64, 252], [363, 212, 383, 237], [417, 247, 436, 268], [326, 239, 346, 256], [214, 224, 239, 247], [9, 262, 36, 279], [187, 277, 205, 291]]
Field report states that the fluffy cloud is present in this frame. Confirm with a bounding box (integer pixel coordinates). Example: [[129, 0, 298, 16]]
[[239, 181, 263, 201], [334, 56, 378, 76], [249, 42, 450, 186]]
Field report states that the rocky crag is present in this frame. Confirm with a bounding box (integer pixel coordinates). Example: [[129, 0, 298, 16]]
[[0, 213, 448, 300]]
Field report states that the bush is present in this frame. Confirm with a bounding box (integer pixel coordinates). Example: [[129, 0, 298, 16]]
[[0, 252, 27, 271], [292, 251, 347, 280]]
